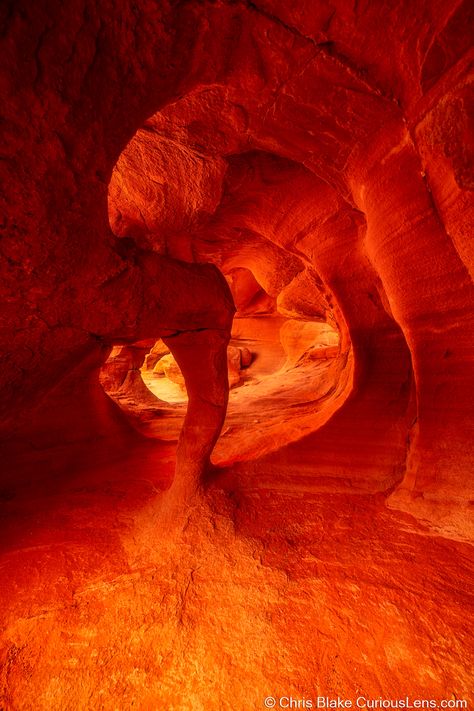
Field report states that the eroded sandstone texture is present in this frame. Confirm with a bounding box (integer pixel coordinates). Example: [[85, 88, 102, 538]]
[[0, 0, 473, 708]]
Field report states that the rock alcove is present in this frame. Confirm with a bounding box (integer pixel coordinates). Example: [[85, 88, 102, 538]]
[[101, 115, 352, 464]]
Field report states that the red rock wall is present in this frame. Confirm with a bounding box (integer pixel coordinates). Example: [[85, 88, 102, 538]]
[[1, 0, 473, 537]]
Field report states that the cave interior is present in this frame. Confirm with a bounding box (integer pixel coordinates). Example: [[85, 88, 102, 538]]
[[0, 0, 473, 708]]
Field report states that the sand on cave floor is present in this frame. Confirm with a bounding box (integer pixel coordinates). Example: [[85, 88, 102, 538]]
[[0, 439, 473, 710]]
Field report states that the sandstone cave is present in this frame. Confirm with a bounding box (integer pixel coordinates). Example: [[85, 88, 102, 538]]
[[0, 1, 473, 708]]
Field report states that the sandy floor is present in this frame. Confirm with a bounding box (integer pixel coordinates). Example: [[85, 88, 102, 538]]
[[1, 438, 473, 710]]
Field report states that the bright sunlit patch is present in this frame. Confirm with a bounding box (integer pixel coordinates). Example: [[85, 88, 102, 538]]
[[141, 365, 188, 404]]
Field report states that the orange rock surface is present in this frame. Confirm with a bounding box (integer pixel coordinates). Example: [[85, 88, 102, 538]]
[[0, 0, 473, 708]]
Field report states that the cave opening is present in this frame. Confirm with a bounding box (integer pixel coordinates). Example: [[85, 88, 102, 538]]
[[101, 102, 354, 465]]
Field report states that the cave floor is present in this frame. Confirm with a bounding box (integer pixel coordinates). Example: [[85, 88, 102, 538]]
[[0, 439, 473, 710]]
